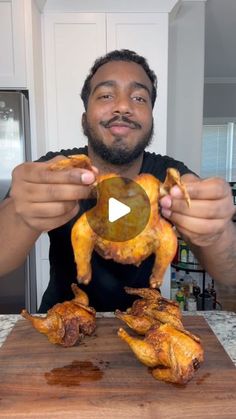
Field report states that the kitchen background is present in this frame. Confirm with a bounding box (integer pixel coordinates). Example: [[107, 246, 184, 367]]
[[0, 0, 235, 313]]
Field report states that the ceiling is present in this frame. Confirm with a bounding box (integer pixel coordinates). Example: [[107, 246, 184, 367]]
[[204, 0, 236, 79]]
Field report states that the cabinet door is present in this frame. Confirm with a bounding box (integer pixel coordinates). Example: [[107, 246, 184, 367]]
[[107, 13, 169, 156], [0, 0, 26, 88], [43, 13, 106, 151]]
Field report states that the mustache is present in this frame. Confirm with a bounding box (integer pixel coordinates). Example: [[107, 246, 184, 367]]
[[100, 115, 142, 130]]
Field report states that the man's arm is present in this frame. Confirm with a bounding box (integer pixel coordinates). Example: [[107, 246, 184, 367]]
[[160, 174, 236, 286], [0, 157, 97, 277], [189, 221, 236, 286], [0, 197, 40, 275]]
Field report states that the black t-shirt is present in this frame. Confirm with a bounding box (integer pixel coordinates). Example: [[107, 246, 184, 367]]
[[38, 146, 195, 312]]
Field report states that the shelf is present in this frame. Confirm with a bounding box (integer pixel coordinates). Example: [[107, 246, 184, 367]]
[[171, 263, 205, 273], [171, 263, 207, 310]]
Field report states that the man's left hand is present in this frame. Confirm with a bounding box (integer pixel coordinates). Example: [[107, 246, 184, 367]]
[[160, 175, 235, 247]]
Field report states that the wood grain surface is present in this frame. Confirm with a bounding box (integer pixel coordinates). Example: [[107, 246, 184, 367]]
[[0, 316, 235, 419]]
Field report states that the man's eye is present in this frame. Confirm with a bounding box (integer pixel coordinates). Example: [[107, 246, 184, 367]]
[[98, 94, 113, 100], [132, 96, 146, 102]]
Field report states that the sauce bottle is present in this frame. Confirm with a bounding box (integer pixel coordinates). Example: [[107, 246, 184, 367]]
[[186, 283, 197, 311], [176, 287, 185, 310]]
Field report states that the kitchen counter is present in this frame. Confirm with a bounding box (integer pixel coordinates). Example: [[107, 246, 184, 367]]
[[0, 312, 236, 418], [0, 311, 236, 365]]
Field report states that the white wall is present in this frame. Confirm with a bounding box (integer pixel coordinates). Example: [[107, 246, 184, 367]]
[[167, 1, 205, 175], [204, 83, 236, 118]]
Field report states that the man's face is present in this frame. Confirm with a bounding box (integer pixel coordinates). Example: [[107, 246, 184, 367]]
[[82, 61, 154, 165]]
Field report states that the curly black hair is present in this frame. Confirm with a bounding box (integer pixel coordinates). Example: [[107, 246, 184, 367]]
[[80, 49, 157, 110]]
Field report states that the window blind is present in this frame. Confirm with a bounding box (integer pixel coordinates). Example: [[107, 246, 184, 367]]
[[201, 122, 236, 181]]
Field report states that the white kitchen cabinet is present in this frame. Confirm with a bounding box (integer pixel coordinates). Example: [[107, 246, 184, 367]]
[[43, 13, 106, 151], [0, 0, 27, 88]]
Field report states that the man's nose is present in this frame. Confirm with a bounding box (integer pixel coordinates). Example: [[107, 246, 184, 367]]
[[112, 95, 132, 115]]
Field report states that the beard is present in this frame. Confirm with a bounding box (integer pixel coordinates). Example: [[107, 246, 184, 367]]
[[83, 116, 154, 165]]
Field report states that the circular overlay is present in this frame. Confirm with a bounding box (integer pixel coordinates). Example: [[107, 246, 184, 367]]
[[86, 177, 150, 242]]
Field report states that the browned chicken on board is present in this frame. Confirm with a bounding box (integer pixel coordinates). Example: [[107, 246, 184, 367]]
[[118, 323, 204, 385], [50, 154, 190, 289], [115, 287, 183, 333], [21, 284, 96, 347], [116, 287, 204, 384]]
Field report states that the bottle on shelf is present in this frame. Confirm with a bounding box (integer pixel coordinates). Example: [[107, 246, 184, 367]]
[[197, 288, 213, 310], [188, 249, 195, 265], [175, 287, 185, 310], [186, 283, 197, 311], [170, 271, 178, 301], [179, 240, 188, 264], [193, 280, 201, 299], [208, 279, 217, 309], [182, 272, 194, 299]]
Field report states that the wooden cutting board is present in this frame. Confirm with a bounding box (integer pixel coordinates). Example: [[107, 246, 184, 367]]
[[0, 316, 235, 419]]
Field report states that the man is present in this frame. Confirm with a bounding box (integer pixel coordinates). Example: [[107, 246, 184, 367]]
[[0, 49, 235, 311]]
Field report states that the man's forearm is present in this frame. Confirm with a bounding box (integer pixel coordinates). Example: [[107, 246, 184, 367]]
[[0, 198, 40, 276], [190, 221, 236, 287]]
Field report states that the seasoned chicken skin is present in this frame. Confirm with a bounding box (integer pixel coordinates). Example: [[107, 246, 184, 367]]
[[21, 284, 96, 347], [50, 154, 190, 288], [115, 287, 183, 334], [118, 324, 204, 385], [116, 287, 204, 384]]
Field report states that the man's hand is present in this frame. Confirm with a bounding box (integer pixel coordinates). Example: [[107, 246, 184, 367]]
[[9, 156, 98, 233], [159, 175, 235, 247]]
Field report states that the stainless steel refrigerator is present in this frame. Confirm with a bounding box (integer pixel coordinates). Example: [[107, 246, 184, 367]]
[[0, 91, 37, 314]]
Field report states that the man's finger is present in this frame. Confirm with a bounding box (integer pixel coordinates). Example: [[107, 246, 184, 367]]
[[17, 162, 96, 185], [185, 177, 229, 200]]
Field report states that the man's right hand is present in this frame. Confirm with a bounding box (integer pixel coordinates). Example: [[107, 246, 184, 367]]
[[9, 156, 97, 232]]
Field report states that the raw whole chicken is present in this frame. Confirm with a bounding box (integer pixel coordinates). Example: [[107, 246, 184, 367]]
[[21, 284, 96, 347], [50, 154, 190, 289]]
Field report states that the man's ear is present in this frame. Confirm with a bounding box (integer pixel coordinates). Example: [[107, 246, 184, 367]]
[[82, 112, 88, 136]]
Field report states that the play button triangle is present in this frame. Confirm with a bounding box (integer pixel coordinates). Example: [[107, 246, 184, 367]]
[[86, 176, 150, 241], [108, 197, 131, 223]]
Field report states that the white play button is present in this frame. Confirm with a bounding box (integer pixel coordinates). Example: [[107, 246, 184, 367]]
[[86, 177, 151, 241], [108, 197, 131, 223]]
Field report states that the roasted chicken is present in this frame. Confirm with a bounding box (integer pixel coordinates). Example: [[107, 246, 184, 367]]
[[115, 287, 184, 333], [116, 287, 204, 384], [50, 154, 190, 288], [21, 284, 96, 347], [118, 323, 204, 385]]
